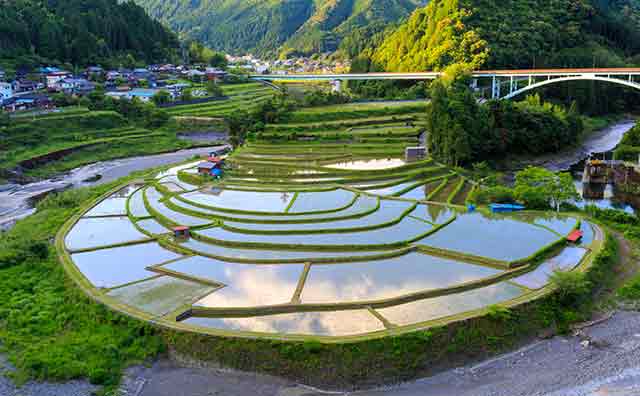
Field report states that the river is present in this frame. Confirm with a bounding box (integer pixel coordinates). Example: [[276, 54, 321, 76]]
[[1, 120, 637, 231], [503, 120, 637, 214], [0, 145, 227, 230]]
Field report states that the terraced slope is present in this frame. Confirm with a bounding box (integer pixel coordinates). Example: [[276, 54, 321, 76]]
[[167, 83, 276, 118], [0, 111, 205, 179], [59, 157, 597, 341], [57, 99, 601, 342]]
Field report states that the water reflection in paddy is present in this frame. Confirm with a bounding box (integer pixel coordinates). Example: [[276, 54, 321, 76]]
[[197, 214, 432, 246], [170, 194, 379, 222], [65, 217, 147, 250], [184, 309, 385, 336], [160, 182, 185, 193], [533, 216, 577, 235], [128, 187, 150, 218], [325, 158, 406, 170], [377, 282, 523, 326], [399, 183, 429, 200], [418, 212, 560, 261], [155, 161, 200, 179], [409, 204, 456, 224], [180, 239, 399, 262], [580, 221, 595, 247], [163, 256, 304, 307], [300, 253, 500, 304], [365, 181, 420, 196], [159, 175, 198, 190], [347, 177, 406, 189], [137, 218, 169, 235], [514, 213, 577, 236], [71, 242, 180, 288], [287, 189, 355, 213], [84, 196, 128, 217], [182, 189, 294, 212], [108, 276, 215, 316], [223, 199, 412, 232], [145, 188, 211, 227], [512, 247, 587, 289], [84, 185, 140, 217]]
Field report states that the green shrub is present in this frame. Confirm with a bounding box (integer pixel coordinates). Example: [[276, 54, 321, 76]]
[[0, 184, 164, 390], [486, 305, 512, 321], [618, 275, 640, 300], [614, 144, 640, 161], [550, 270, 592, 306], [469, 185, 515, 204]]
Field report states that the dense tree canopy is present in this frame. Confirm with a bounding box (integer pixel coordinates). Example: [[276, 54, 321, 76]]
[[426, 74, 584, 166], [130, 0, 424, 57], [366, 0, 640, 71], [0, 0, 180, 68]]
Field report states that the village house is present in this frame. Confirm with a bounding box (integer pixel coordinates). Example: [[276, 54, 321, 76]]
[[85, 66, 104, 79], [51, 77, 95, 95], [12, 79, 40, 93], [133, 68, 151, 80], [185, 69, 206, 82], [106, 70, 121, 81], [105, 88, 158, 102], [45, 71, 72, 88], [205, 68, 227, 82], [1, 93, 53, 112], [0, 82, 13, 103]]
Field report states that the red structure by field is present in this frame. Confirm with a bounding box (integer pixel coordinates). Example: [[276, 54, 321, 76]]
[[567, 230, 583, 243]]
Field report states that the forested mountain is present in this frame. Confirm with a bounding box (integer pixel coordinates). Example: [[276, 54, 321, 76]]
[[0, 0, 180, 68], [362, 0, 640, 72], [131, 0, 425, 57]]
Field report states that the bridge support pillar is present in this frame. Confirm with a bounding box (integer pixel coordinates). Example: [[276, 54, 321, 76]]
[[491, 76, 501, 99], [331, 80, 343, 93]]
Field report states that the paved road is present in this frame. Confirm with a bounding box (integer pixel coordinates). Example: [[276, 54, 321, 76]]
[[116, 310, 640, 396], [3, 310, 640, 396]]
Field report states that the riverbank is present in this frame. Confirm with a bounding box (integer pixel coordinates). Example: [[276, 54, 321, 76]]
[[497, 118, 635, 173], [0, 145, 226, 230]]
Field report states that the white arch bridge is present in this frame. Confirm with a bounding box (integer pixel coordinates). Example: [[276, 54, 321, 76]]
[[250, 68, 640, 99]]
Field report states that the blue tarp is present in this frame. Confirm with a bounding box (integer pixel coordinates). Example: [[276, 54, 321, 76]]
[[490, 203, 525, 213]]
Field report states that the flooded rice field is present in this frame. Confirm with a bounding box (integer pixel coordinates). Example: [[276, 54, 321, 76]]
[[59, 158, 601, 339]]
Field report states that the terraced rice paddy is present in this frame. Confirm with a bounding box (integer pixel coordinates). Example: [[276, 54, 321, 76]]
[[59, 101, 602, 340], [166, 83, 276, 118], [61, 169, 598, 339]]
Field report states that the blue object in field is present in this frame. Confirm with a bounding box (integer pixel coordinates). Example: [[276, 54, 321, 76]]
[[490, 203, 525, 213], [467, 204, 476, 213], [211, 168, 222, 177]]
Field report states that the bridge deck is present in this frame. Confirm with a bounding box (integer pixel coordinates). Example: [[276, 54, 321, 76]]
[[251, 68, 640, 81]]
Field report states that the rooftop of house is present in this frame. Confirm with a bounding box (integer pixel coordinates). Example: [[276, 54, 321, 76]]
[[46, 71, 72, 77], [127, 88, 158, 97], [197, 162, 217, 169]]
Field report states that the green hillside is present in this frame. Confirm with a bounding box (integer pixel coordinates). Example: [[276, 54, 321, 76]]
[[132, 0, 424, 57], [365, 0, 640, 72], [0, 0, 180, 67]]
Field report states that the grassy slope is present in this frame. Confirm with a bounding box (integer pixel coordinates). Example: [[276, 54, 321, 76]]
[[0, 112, 210, 180], [0, 185, 164, 390]]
